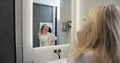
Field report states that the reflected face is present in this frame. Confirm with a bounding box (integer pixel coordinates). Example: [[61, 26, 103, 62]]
[[43, 25, 49, 31]]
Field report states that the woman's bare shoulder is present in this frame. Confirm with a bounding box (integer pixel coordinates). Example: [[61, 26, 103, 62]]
[[67, 51, 96, 63], [83, 51, 94, 57], [77, 51, 96, 63]]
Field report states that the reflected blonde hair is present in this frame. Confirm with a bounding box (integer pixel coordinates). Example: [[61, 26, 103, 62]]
[[38, 24, 47, 36], [72, 5, 120, 63]]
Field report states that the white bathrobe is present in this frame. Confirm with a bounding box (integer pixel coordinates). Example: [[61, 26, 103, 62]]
[[39, 32, 57, 46]]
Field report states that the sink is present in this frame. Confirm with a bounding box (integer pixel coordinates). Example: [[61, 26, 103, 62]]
[[45, 58, 67, 63]]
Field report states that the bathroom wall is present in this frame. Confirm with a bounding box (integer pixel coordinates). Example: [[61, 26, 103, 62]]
[[71, 0, 78, 44], [71, 0, 120, 44], [79, 0, 120, 29], [104, 0, 120, 5], [60, 0, 71, 44], [15, 0, 23, 63], [79, 0, 104, 28], [71, 0, 104, 43]]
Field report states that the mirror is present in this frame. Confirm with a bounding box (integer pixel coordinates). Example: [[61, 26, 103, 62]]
[[33, 0, 72, 47]]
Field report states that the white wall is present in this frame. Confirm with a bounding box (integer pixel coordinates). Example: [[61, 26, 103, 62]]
[[22, 0, 33, 63], [15, 0, 23, 63], [104, 0, 120, 5], [60, 0, 71, 44], [71, 0, 104, 43], [79, 0, 120, 30], [71, 0, 78, 44], [79, 0, 104, 29], [71, 0, 120, 44]]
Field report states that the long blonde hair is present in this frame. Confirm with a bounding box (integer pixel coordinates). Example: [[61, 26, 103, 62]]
[[72, 5, 120, 63], [38, 24, 47, 36]]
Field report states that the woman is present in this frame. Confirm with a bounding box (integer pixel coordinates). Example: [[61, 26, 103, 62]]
[[68, 5, 120, 63], [38, 24, 57, 46]]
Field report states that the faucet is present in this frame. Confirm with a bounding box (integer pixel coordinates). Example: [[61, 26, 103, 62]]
[[54, 49, 61, 59]]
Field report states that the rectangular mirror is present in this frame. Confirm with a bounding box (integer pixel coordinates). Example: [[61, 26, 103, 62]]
[[33, 0, 72, 47]]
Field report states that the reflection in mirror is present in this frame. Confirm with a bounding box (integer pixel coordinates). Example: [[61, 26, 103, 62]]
[[38, 24, 57, 47], [33, 0, 72, 47]]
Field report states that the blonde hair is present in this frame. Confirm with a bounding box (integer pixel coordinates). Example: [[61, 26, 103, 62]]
[[72, 5, 120, 63], [38, 24, 47, 36]]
